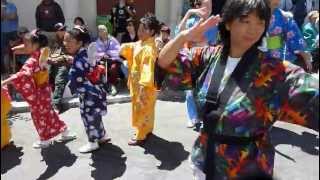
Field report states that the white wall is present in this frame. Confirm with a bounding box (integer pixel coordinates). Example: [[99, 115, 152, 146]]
[[10, 0, 180, 38], [155, 0, 183, 37], [9, 0, 96, 36]]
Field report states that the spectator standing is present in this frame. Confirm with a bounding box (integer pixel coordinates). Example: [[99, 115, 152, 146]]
[[121, 18, 138, 43], [111, 0, 136, 42], [1, 0, 18, 74], [48, 23, 73, 113], [35, 0, 65, 48]]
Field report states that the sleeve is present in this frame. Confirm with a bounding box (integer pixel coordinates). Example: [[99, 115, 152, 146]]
[[107, 38, 121, 61], [138, 48, 156, 87], [55, 3, 65, 24], [285, 16, 307, 53], [161, 46, 217, 90], [68, 57, 102, 96], [120, 42, 134, 64], [302, 26, 316, 51], [277, 62, 319, 131]]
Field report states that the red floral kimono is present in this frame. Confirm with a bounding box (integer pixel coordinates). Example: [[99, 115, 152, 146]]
[[10, 51, 67, 141]]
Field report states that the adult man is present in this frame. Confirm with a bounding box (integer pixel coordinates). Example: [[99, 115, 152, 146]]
[[48, 23, 73, 113], [111, 0, 136, 42], [96, 25, 122, 96], [1, 0, 18, 74], [35, 0, 65, 47]]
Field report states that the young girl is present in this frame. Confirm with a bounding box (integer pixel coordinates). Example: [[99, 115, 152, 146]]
[[1, 30, 76, 149], [65, 26, 110, 153], [120, 13, 160, 146], [159, 0, 318, 179]]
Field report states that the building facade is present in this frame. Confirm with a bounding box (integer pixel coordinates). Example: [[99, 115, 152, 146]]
[[10, 0, 185, 37]]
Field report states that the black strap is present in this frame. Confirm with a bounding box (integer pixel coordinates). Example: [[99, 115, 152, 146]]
[[204, 59, 227, 114]]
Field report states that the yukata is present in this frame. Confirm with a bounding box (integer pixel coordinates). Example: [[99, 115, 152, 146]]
[[302, 22, 319, 72], [266, 8, 307, 63], [96, 36, 122, 85], [68, 48, 108, 143], [120, 37, 158, 141], [10, 51, 67, 141], [163, 45, 319, 179]]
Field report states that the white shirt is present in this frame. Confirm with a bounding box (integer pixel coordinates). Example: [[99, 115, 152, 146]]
[[218, 56, 241, 94]]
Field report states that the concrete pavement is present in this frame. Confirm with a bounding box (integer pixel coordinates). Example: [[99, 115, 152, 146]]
[[1, 101, 319, 180]]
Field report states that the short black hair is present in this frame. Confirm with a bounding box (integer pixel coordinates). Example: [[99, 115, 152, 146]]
[[67, 26, 91, 46], [189, 0, 202, 8], [24, 29, 48, 48], [74, 16, 85, 25], [140, 13, 160, 36], [218, 0, 271, 57]]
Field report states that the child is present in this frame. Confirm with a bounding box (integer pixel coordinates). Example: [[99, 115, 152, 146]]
[[1, 30, 76, 149]]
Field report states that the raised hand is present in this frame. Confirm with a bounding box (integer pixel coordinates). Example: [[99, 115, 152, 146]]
[[183, 15, 221, 43]]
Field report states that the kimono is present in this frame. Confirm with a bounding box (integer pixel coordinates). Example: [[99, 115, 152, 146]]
[[120, 37, 158, 141], [266, 8, 307, 63], [1, 87, 12, 149], [68, 48, 108, 143], [163, 45, 319, 179], [10, 51, 67, 141], [302, 22, 319, 52]]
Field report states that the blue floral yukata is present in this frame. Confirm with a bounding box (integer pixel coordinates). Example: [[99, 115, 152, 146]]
[[162, 44, 319, 179], [69, 48, 108, 142], [266, 8, 307, 63]]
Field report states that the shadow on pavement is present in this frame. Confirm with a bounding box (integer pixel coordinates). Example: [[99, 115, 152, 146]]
[[90, 143, 127, 180], [1, 143, 24, 174], [271, 127, 319, 158], [141, 134, 190, 170], [36, 142, 77, 180]]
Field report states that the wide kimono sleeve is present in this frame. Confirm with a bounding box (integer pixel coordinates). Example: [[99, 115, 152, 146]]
[[68, 56, 102, 96], [10, 58, 39, 93], [162, 46, 220, 90], [120, 42, 134, 67], [277, 62, 319, 131], [302, 24, 318, 51], [139, 47, 157, 87], [284, 15, 307, 53]]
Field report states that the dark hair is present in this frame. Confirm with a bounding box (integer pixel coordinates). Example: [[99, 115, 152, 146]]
[[67, 26, 91, 46], [189, 0, 202, 8], [140, 13, 161, 36], [218, 0, 271, 59], [74, 16, 85, 26], [126, 17, 135, 24], [24, 29, 48, 48]]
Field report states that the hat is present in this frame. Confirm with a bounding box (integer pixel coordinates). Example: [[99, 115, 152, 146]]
[[97, 25, 108, 32], [54, 23, 67, 31]]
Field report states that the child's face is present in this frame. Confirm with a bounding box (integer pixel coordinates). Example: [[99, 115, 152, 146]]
[[160, 31, 169, 40]]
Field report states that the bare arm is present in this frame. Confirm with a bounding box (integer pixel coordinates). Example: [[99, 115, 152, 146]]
[[177, 7, 209, 33]]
